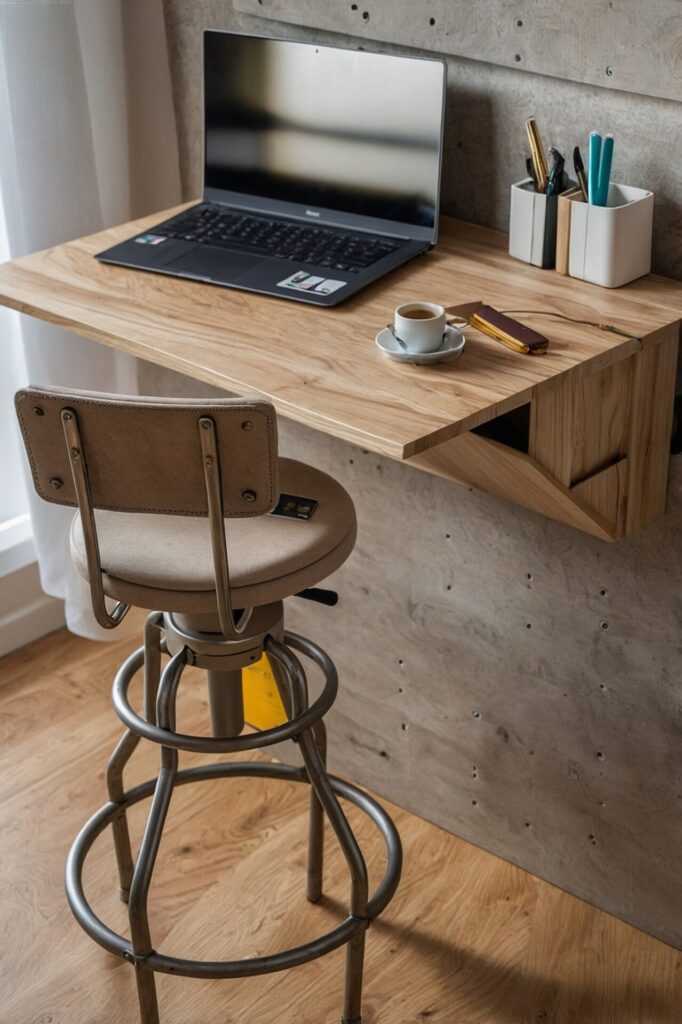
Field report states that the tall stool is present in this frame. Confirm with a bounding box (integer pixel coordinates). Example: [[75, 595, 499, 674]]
[[16, 386, 401, 1024]]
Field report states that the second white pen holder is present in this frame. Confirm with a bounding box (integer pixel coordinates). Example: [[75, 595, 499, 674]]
[[568, 183, 653, 288]]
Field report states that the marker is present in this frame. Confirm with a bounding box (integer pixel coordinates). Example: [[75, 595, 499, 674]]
[[596, 133, 614, 207], [588, 131, 602, 206]]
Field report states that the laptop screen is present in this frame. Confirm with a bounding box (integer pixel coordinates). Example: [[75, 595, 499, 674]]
[[203, 32, 445, 233]]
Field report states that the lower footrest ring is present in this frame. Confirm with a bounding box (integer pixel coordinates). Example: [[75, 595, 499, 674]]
[[66, 760, 402, 980]]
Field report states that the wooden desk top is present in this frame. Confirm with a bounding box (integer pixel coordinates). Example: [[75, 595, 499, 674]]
[[1, 204, 680, 459]]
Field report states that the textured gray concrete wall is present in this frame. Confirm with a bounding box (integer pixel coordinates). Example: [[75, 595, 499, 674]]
[[156, 1, 682, 945], [162, 0, 682, 278]]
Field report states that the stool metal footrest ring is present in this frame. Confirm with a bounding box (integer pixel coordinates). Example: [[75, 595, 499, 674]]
[[65, 623, 402, 1024], [66, 761, 400, 976]]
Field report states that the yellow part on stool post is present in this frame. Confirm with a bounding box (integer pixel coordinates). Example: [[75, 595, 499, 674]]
[[242, 654, 288, 729]]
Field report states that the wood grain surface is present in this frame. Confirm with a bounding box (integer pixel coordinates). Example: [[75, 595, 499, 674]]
[[408, 432, 616, 542], [2, 618, 681, 1023], [0, 205, 679, 459]]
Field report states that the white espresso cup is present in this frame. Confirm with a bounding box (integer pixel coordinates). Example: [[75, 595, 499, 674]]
[[393, 302, 447, 353]]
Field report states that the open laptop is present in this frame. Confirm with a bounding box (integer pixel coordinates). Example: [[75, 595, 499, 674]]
[[96, 31, 447, 307]]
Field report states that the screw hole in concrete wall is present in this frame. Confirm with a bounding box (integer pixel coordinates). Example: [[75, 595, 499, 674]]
[[596, 750, 605, 761]]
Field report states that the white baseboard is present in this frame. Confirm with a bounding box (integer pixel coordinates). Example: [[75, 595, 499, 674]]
[[0, 562, 65, 659]]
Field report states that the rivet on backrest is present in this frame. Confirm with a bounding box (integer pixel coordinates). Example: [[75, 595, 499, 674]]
[[241, 420, 253, 431], [32, 406, 44, 417], [242, 490, 257, 503], [50, 477, 63, 490]]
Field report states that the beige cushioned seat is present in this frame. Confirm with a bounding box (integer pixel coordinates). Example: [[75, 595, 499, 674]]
[[70, 458, 356, 612]]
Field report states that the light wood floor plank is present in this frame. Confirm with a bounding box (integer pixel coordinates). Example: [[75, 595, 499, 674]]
[[1, 618, 680, 1023]]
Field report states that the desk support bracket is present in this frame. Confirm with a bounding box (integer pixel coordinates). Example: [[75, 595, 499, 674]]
[[409, 323, 679, 542]]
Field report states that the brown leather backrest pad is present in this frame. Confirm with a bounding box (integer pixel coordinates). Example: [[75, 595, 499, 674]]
[[15, 386, 279, 518]]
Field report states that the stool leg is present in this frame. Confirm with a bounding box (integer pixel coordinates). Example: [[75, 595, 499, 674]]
[[107, 730, 139, 902], [127, 648, 184, 1024], [107, 612, 164, 902], [343, 928, 367, 1024], [207, 669, 244, 736], [306, 720, 327, 903], [127, 747, 177, 1024], [297, 726, 370, 1024], [270, 654, 326, 902]]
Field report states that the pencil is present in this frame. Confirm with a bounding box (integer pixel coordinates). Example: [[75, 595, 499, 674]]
[[526, 118, 548, 193]]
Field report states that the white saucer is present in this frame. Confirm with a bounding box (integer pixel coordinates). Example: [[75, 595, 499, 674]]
[[375, 323, 466, 364]]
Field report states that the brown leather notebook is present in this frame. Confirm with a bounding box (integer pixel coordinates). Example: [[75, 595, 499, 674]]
[[470, 305, 549, 355]]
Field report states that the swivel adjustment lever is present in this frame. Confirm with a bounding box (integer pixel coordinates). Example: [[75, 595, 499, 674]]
[[295, 587, 339, 607]]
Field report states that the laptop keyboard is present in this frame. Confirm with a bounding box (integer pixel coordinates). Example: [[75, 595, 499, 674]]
[[156, 205, 402, 273]]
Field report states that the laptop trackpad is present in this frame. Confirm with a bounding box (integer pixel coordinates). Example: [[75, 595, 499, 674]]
[[167, 245, 263, 283]]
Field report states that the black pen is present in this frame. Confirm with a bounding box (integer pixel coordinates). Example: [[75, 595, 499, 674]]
[[546, 148, 565, 196], [573, 146, 588, 201], [525, 155, 538, 190]]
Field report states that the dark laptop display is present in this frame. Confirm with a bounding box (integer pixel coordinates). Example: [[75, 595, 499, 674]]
[[97, 32, 447, 306]]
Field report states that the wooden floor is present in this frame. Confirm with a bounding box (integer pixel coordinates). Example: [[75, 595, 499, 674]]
[[1, 614, 680, 1024]]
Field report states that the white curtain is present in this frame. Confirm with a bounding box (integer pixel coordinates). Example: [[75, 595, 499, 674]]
[[0, 0, 181, 638]]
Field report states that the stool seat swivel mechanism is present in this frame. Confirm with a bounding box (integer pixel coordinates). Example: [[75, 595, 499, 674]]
[[15, 386, 402, 1024]]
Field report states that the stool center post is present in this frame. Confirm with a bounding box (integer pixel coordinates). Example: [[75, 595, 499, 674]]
[[207, 670, 244, 737]]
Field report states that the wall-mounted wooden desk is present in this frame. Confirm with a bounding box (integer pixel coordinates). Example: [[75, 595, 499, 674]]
[[1, 204, 680, 541]]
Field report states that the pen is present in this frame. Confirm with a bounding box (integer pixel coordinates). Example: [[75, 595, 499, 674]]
[[588, 131, 602, 206], [573, 146, 588, 201]]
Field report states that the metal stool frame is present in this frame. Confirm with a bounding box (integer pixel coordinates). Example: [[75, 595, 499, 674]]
[[65, 615, 402, 1024]]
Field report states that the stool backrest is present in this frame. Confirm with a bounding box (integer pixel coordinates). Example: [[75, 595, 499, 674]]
[[15, 386, 279, 633], [15, 386, 278, 517]]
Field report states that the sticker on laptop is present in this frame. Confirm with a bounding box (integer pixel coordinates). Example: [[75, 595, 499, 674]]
[[277, 271, 347, 295], [135, 233, 167, 245]]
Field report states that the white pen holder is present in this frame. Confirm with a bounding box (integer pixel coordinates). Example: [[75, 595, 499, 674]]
[[568, 183, 653, 288], [508, 178, 558, 269]]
